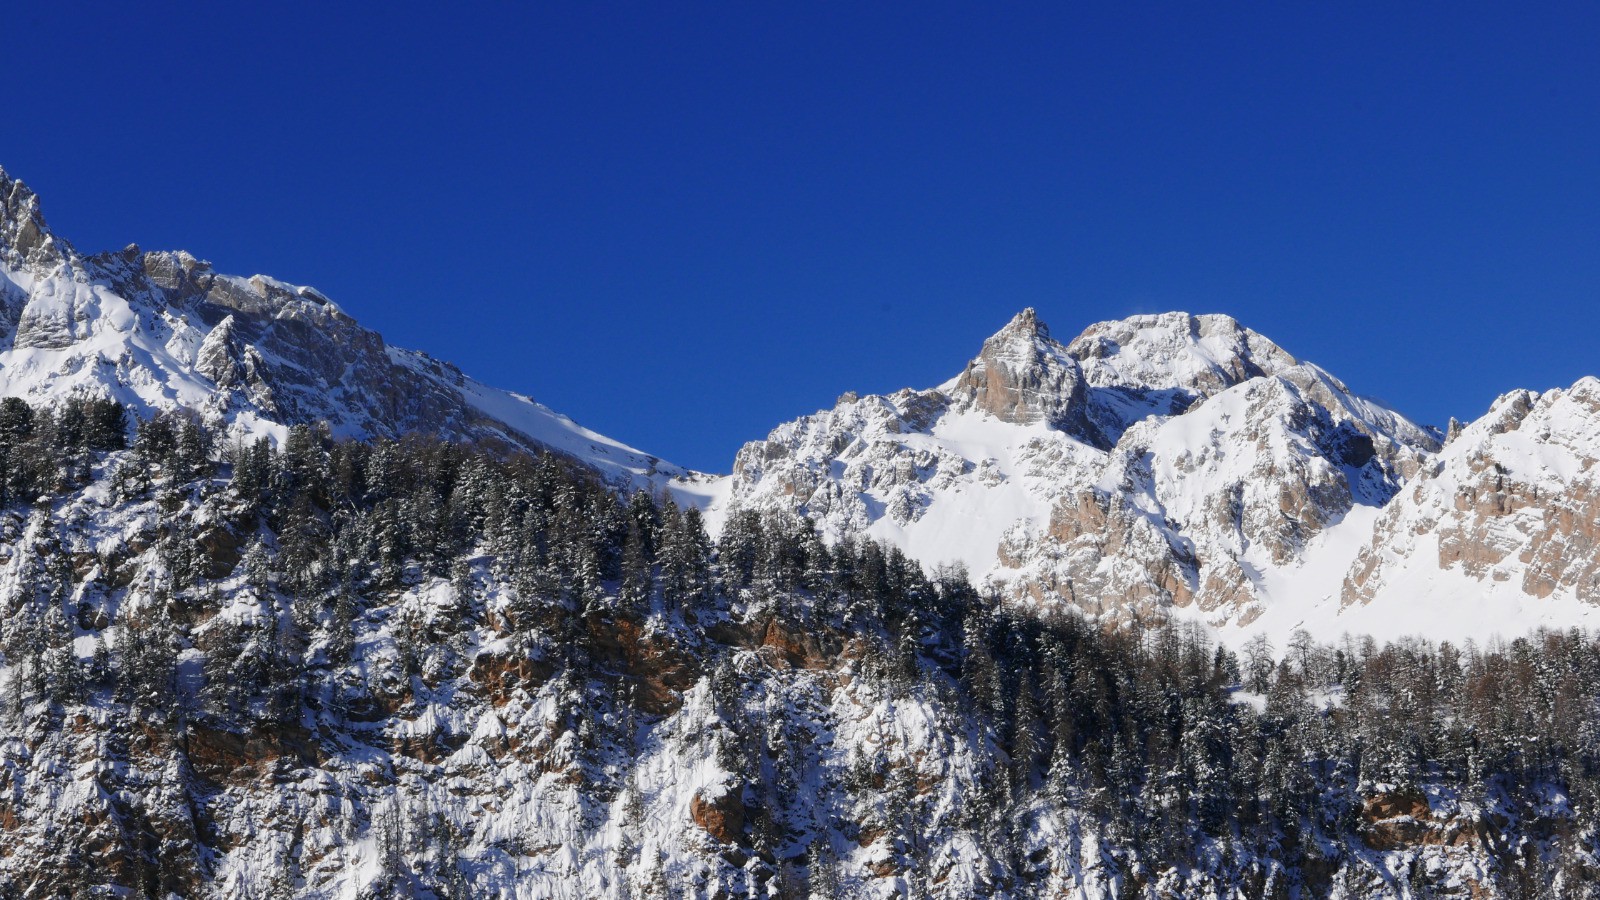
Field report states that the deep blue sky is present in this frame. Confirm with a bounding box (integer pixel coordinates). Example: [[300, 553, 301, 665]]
[[6, 4, 1599, 471]]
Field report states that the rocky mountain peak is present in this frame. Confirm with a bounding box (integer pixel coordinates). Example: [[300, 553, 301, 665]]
[[1061, 312, 1308, 444], [0, 167, 66, 271], [998, 306, 1048, 340], [724, 304, 1455, 635], [948, 308, 1095, 440]]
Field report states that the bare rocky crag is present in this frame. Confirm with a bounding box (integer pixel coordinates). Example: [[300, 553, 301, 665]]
[[948, 307, 1097, 442]]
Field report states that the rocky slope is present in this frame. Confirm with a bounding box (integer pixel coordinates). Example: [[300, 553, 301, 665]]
[[0, 166, 715, 502], [1336, 377, 1600, 631], [724, 309, 1441, 636]]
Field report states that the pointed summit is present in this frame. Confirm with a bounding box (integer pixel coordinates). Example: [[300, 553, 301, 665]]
[[0, 166, 65, 271], [1000, 306, 1048, 339], [949, 308, 1097, 441]]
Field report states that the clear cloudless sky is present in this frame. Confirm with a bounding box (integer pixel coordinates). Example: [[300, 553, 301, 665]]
[[4, 3, 1599, 471]]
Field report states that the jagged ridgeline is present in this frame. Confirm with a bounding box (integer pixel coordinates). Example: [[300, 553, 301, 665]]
[[0, 399, 1595, 899]]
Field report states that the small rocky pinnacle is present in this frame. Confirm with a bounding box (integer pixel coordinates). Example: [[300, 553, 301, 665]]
[[1001, 307, 1048, 341], [950, 306, 1098, 439], [0, 165, 62, 269]]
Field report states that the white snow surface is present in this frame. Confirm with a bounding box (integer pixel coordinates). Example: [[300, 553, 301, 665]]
[[862, 410, 1100, 578]]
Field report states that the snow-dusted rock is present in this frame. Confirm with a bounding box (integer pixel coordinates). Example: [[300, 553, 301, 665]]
[[948, 308, 1095, 441], [1343, 377, 1600, 616], [0, 171, 62, 271]]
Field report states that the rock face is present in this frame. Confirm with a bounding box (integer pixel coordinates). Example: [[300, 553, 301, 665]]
[[0, 173, 62, 271], [0, 165, 711, 500], [1357, 790, 1496, 854], [724, 309, 1440, 630], [1343, 377, 1600, 612], [948, 308, 1095, 441], [690, 785, 745, 843]]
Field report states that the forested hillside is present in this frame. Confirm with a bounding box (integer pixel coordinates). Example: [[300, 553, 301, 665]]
[[0, 400, 1593, 897]]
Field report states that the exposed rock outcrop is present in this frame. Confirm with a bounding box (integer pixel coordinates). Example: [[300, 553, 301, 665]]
[[0, 167, 64, 272], [949, 308, 1096, 442], [1344, 377, 1600, 608], [690, 786, 745, 844]]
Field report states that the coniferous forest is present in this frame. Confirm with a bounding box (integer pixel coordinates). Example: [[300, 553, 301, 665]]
[[0, 399, 1597, 898]]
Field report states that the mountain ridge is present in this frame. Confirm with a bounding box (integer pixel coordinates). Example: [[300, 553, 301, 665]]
[[2, 164, 1599, 897], [721, 304, 1600, 647], [8, 163, 1600, 647], [0, 165, 720, 507]]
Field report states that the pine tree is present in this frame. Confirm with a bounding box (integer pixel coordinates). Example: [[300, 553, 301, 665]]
[[619, 519, 652, 616]]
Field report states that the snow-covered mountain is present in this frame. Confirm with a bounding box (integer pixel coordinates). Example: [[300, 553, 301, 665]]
[[726, 307, 1600, 645], [11, 162, 1600, 648], [0, 166, 717, 503], [7, 165, 1600, 897]]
